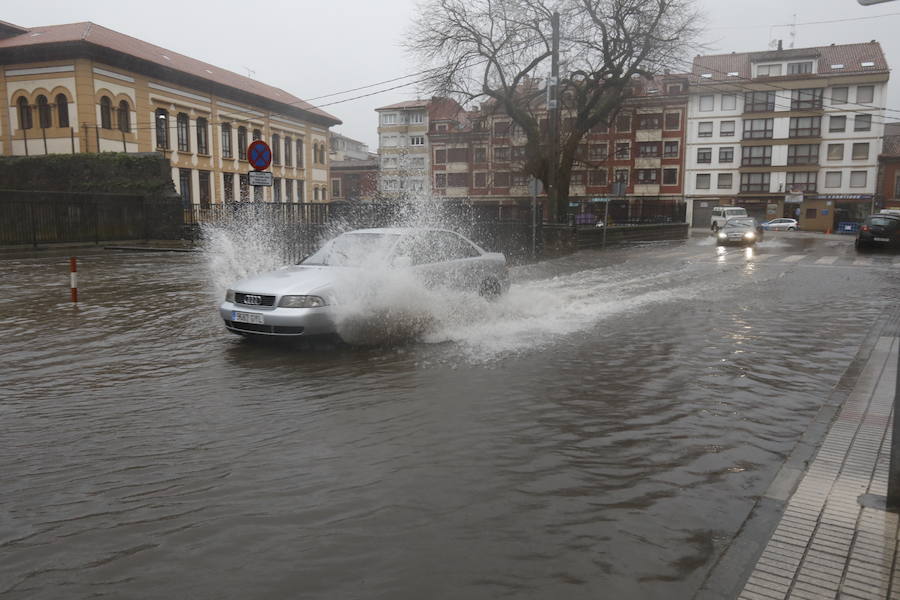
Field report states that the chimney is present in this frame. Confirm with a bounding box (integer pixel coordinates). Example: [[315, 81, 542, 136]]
[[777, 39, 783, 51]]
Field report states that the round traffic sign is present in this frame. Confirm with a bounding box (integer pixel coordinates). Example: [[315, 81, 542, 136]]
[[247, 140, 272, 171]]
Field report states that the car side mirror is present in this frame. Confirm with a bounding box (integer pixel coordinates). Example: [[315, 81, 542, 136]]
[[393, 255, 412, 268]]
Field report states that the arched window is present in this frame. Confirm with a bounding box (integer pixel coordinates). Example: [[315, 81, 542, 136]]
[[100, 96, 112, 129], [196, 117, 209, 154], [177, 113, 190, 152], [272, 133, 281, 164], [36, 95, 51, 129], [284, 136, 292, 168], [155, 108, 169, 149], [117, 100, 130, 132], [56, 94, 69, 128], [221, 123, 232, 158], [252, 128, 261, 141], [17, 97, 32, 130], [237, 126, 247, 160], [297, 139, 304, 167]]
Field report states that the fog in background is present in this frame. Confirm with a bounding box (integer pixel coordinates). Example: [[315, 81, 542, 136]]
[[4, 0, 899, 149]]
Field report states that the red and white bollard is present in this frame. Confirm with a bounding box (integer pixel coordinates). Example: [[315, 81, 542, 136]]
[[70, 257, 78, 303]]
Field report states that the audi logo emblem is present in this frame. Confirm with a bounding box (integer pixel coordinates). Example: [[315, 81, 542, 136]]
[[243, 294, 262, 305]]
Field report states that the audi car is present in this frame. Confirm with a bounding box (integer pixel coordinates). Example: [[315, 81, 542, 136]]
[[220, 227, 510, 339]]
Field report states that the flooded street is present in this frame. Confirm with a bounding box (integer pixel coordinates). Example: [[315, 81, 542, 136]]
[[2, 234, 900, 599]]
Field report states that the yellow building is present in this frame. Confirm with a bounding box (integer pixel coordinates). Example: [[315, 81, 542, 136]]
[[0, 20, 340, 205]]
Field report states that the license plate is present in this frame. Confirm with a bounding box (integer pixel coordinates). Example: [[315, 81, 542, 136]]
[[232, 310, 264, 325], [874, 237, 890, 242]]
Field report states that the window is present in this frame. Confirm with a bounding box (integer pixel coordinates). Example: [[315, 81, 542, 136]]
[[789, 116, 820, 138], [223, 173, 234, 203], [410, 136, 425, 146], [633, 168, 657, 184], [56, 94, 69, 128], [831, 87, 849, 105], [791, 89, 823, 111], [493, 147, 509, 162], [232, 127, 246, 160], [698, 95, 714, 111], [637, 142, 660, 157], [252, 128, 261, 141], [590, 169, 608, 185], [179, 168, 192, 206], [590, 144, 609, 160], [116, 100, 130, 132], [155, 109, 168, 149], [296, 139, 304, 167], [697, 147, 712, 164], [297, 179, 304, 202], [331, 178, 341, 198], [474, 147, 487, 163], [663, 141, 679, 158], [717, 173, 733, 189], [788, 61, 813, 74], [850, 171, 867, 188], [382, 113, 396, 125], [493, 172, 510, 187], [511, 146, 527, 160], [857, 85, 875, 104], [196, 117, 209, 154], [742, 145, 772, 166], [787, 144, 819, 165], [221, 123, 232, 158], [638, 115, 661, 129], [410, 111, 424, 124], [239, 174, 250, 201], [744, 119, 775, 140], [36, 95, 51, 129], [492, 121, 510, 136], [740, 172, 770, 192], [805, 208, 817, 219], [615, 142, 630, 159], [827, 143, 844, 160], [744, 91, 776, 112], [719, 147, 734, 163], [285, 179, 293, 202], [825, 171, 842, 188], [434, 173, 447, 189], [410, 156, 425, 168], [698, 121, 713, 137], [16, 97, 32, 130], [721, 94, 737, 111], [177, 113, 190, 152], [100, 96, 112, 129], [616, 114, 631, 132], [591, 121, 609, 133], [854, 114, 872, 132], [272, 134, 281, 164], [696, 174, 711, 189], [448, 148, 468, 162], [474, 172, 487, 187], [434, 149, 446, 164], [786, 172, 816, 192], [284, 137, 292, 167], [666, 84, 683, 94], [199, 171, 211, 208], [662, 168, 678, 185], [448, 173, 468, 187], [664, 112, 681, 130], [829, 115, 846, 133], [852, 143, 870, 161], [756, 64, 782, 77], [720, 121, 735, 137]]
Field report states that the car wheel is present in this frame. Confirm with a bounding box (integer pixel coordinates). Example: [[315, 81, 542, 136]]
[[788, 227, 796, 231], [711, 223, 719, 232], [479, 278, 502, 300]]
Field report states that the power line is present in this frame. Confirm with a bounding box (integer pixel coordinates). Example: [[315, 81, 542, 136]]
[[709, 11, 900, 30]]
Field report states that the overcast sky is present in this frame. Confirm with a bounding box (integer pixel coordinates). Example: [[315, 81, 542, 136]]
[[4, 0, 900, 149]]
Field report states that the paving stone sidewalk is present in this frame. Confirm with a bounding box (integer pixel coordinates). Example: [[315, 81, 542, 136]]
[[739, 336, 900, 600]]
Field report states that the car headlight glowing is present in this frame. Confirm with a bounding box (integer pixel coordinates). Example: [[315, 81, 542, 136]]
[[225, 289, 235, 302], [718, 232, 727, 239], [278, 295, 327, 308], [744, 232, 756, 239]]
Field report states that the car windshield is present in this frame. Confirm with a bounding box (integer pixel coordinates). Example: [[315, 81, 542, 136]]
[[725, 218, 755, 228], [869, 217, 899, 228], [301, 233, 400, 266]]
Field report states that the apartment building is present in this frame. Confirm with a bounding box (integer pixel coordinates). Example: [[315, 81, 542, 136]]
[[330, 132, 371, 161], [375, 99, 432, 199], [0, 20, 340, 205], [685, 42, 889, 231]]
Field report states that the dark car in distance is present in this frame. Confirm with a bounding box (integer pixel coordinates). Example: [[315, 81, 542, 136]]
[[855, 213, 900, 251], [716, 217, 763, 246]]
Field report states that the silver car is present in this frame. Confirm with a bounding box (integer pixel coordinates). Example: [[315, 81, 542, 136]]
[[761, 218, 798, 231], [219, 227, 510, 338]]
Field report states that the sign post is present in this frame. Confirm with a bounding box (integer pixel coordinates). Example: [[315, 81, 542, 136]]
[[246, 140, 273, 192]]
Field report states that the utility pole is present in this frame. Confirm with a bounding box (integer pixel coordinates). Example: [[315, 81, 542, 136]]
[[547, 11, 560, 222]]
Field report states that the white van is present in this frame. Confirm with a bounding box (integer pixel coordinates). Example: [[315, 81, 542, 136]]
[[710, 206, 749, 231]]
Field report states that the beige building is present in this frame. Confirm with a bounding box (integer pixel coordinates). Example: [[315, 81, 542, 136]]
[[0, 20, 340, 205]]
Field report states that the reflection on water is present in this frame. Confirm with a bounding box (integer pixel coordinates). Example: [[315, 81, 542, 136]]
[[0, 240, 897, 600]]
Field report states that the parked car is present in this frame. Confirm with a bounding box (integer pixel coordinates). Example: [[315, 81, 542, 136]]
[[710, 206, 748, 231], [761, 218, 798, 231], [855, 213, 900, 250], [716, 217, 763, 246], [219, 228, 510, 339]]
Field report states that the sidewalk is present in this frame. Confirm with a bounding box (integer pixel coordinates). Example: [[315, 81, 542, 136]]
[[738, 335, 899, 600]]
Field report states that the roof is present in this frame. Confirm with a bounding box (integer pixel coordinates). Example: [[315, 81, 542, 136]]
[[692, 42, 889, 83], [330, 158, 379, 170], [0, 22, 340, 125], [375, 99, 429, 111]]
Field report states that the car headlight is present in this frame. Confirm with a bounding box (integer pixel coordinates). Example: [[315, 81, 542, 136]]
[[278, 295, 327, 308], [744, 232, 756, 239], [718, 232, 727, 239], [225, 289, 235, 302]]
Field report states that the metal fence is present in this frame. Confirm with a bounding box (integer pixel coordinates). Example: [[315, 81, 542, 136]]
[[569, 197, 686, 227], [0, 189, 183, 246]]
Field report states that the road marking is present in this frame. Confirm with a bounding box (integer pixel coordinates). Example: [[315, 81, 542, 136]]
[[815, 256, 839, 265], [853, 257, 874, 266], [781, 254, 805, 263]]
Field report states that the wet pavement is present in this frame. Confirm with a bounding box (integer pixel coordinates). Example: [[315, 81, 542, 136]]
[[2, 232, 900, 599]]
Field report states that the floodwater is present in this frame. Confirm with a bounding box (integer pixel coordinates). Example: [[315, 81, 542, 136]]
[[2, 233, 899, 599]]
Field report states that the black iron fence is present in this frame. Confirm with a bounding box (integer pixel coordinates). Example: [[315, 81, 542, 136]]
[[568, 197, 687, 227], [0, 189, 183, 246]]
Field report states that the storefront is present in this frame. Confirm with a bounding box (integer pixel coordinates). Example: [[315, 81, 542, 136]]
[[798, 194, 876, 233]]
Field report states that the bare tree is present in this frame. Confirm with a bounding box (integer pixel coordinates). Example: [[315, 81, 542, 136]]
[[407, 0, 701, 221]]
